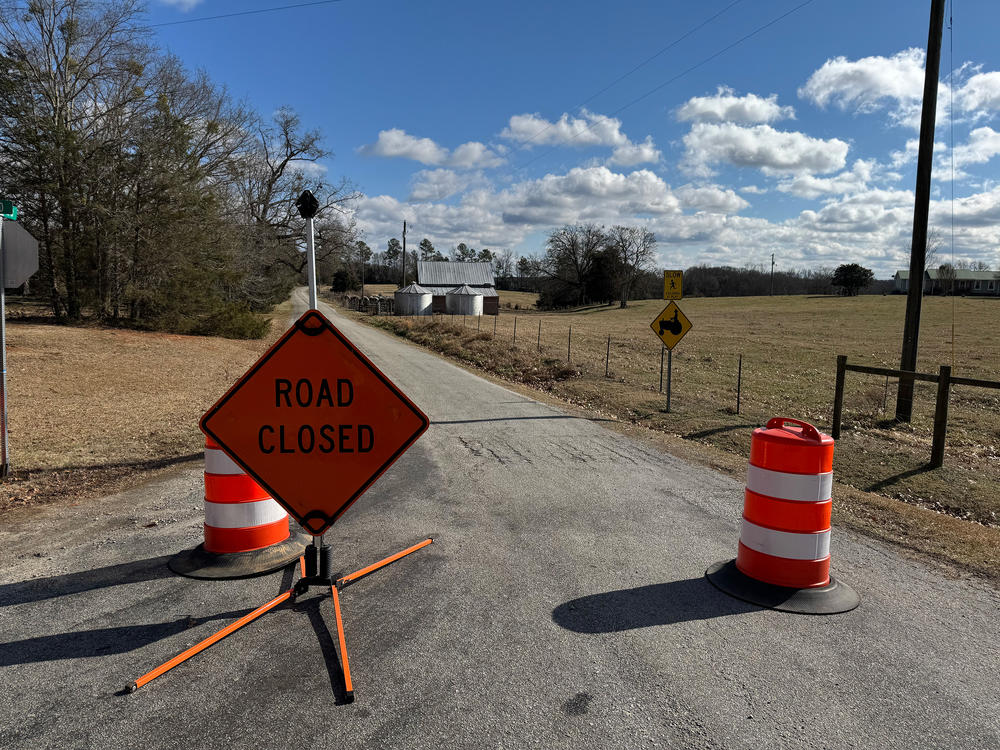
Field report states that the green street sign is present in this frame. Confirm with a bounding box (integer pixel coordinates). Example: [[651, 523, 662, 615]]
[[0, 201, 17, 221]]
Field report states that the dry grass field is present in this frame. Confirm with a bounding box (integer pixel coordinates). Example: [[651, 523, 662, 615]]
[[0, 299, 292, 511], [474, 295, 1000, 524], [356, 293, 1000, 580]]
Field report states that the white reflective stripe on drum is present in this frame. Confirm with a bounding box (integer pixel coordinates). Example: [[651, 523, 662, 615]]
[[739, 519, 830, 560], [746, 464, 832, 502], [204, 498, 286, 529], [205, 448, 245, 476]]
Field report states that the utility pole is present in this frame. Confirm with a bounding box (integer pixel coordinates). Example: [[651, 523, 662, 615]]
[[401, 220, 407, 287], [770, 253, 775, 296], [896, 0, 946, 423]]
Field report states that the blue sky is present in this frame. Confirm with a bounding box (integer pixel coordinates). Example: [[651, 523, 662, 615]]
[[149, 0, 1000, 277]]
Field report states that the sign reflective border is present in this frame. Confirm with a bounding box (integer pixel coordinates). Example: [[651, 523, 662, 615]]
[[201, 310, 429, 536]]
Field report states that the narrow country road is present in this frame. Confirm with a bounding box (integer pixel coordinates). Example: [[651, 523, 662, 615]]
[[1, 289, 997, 749]]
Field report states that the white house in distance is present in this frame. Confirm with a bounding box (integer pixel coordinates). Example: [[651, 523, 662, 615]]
[[416, 261, 499, 315], [893, 268, 1000, 296]]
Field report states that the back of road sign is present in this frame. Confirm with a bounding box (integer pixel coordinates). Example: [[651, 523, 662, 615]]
[[201, 310, 429, 535], [1, 221, 38, 287]]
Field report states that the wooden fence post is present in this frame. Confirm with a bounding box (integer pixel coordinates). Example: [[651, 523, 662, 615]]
[[605, 335, 610, 377], [513, 316, 517, 346], [832, 354, 847, 438], [930, 364, 951, 468]]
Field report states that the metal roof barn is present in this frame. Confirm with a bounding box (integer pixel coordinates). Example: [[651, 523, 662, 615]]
[[417, 261, 495, 287]]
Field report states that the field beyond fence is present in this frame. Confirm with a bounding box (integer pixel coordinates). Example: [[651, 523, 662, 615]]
[[356, 294, 999, 534]]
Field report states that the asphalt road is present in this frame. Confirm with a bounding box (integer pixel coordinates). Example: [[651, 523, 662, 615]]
[[1, 288, 997, 749]]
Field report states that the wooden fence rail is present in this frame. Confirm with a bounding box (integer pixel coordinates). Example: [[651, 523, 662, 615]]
[[832, 354, 1000, 468]]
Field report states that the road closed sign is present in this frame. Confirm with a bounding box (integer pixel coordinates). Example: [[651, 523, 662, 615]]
[[200, 310, 429, 535]]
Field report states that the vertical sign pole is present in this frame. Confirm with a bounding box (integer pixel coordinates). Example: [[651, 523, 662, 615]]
[[0, 216, 7, 477], [659, 345, 664, 393], [737, 353, 742, 415], [666, 349, 672, 413], [306, 217, 317, 310]]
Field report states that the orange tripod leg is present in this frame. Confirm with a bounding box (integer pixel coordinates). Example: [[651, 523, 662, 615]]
[[129, 589, 292, 692], [330, 585, 354, 702], [337, 538, 433, 588]]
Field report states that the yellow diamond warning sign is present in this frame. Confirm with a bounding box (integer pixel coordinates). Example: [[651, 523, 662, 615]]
[[650, 302, 692, 350]]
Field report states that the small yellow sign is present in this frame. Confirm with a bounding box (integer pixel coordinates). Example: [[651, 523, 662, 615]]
[[650, 302, 692, 350], [663, 270, 683, 300]]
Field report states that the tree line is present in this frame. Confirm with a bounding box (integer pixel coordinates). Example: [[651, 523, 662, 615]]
[[0, 0, 357, 336]]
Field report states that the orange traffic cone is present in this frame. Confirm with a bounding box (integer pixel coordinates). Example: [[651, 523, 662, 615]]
[[706, 417, 859, 614], [169, 438, 308, 579]]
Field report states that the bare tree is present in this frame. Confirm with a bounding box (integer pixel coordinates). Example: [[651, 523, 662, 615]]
[[607, 225, 656, 308], [541, 224, 605, 305]]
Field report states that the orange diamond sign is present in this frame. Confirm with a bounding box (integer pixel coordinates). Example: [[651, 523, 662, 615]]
[[200, 310, 429, 536]]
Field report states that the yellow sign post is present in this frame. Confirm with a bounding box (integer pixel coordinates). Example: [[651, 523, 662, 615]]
[[663, 270, 683, 300], [650, 301, 692, 350]]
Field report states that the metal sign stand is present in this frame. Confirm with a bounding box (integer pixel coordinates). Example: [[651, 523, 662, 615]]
[[0, 216, 8, 477], [129, 190, 434, 701], [129, 537, 433, 700]]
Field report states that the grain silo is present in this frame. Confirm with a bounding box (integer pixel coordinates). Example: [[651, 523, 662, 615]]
[[445, 284, 484, 316], [394, 283, 433, 316]]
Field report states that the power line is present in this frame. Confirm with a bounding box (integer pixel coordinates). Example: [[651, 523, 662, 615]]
[[517, 0, 745, 148], [514, 0, 818, 172], [150, 0, 346, 28]]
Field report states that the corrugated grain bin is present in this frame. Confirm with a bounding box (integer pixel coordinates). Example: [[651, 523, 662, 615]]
[[395, 283, 433, 316], [446, 284, 483, 316]]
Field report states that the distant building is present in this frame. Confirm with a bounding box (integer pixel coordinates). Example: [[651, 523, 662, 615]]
[[894, 268, 999, 296], [416, 261, 499, 315]]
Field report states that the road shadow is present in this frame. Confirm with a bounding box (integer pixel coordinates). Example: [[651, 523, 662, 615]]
[[683, 424, 747, 440], [297, 595, 353, 705], [552, 576, 757, 633], [431, 415, 615, 426], [0, 555, 176, 608], [31, 452, 203, 474], [864, 464, 933, 493], [0, 609, 252, 666]]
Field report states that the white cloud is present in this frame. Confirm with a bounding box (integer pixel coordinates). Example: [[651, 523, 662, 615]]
[[739, 185, 768, 194], [286, 161, 328, 179], [956, 71, 1000, 114], [952, 126, 1000, 168], [159, 0, 204, 11], [500, 167, 681, 226], [799, 48, 931, 129], [608, 136, 661, 167], [675, 184, 749, 214], [501, 109, 630, 148], [409, 169, 484, 202], [449, 141, 505, 169], [681, 123, 849, 177], [776, 159, 876, 199], [358, 129, 504, 169], [359, 128, 448, 164], [676, 86, 795, 124]]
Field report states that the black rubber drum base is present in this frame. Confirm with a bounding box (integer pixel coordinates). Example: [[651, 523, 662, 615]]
[[169, 532, 311, 580], [706, 559, 860, 615]]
